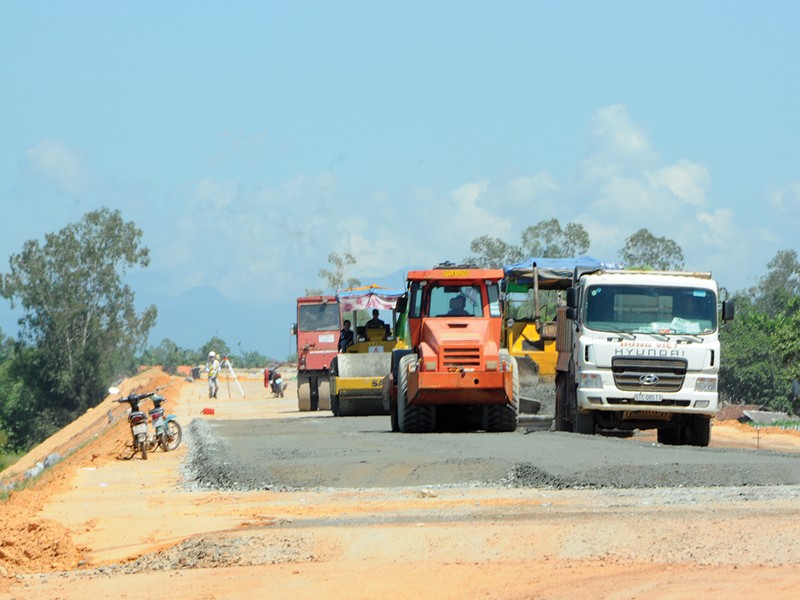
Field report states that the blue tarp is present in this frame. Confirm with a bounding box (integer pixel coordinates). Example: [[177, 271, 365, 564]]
[[503, 256, 620, 288]]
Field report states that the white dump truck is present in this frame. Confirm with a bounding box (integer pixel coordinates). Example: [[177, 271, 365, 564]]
[[554, 267, 734, 446]]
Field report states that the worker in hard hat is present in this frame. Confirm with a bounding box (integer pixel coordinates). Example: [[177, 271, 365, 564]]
[[207, 351, 221, 399]]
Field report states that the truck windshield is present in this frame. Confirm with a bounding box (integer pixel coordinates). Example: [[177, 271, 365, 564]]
[[298, 303, 341, 332], [584, 285, 717, 334], [429, 284, 484, 317]]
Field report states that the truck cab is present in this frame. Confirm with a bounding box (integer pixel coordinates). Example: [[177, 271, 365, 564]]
[[293, 296, 340, 411], [555, 269, 734, 446]]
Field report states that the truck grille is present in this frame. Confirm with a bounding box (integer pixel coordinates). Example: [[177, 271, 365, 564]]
[[611, 357, 687, 392], [443, 346, 481, 368]]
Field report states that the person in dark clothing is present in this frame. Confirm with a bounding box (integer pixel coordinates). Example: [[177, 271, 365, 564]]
[[339, 319, 354, 352], [366, 309, 385, 329], [447, 295, 470, 316]]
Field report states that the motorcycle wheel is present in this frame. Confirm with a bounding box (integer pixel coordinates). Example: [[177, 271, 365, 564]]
[[140, 438, 148, 460], [166, 420, 182, 451], [159, 432, 169, 452]]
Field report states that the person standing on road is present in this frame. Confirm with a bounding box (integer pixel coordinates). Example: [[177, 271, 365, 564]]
[[207, 351, 221, 399]]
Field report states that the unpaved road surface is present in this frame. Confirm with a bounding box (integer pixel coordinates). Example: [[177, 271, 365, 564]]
[[3, 368, 800, 599]]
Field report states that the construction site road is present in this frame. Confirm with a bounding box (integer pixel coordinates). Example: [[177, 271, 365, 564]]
[[186, 416, 800, 492], [3, 369, 800, 600]]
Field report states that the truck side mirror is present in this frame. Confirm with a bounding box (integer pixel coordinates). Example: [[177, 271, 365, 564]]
[[721, 300, 735, 322], [566, 287, 577, 309], [566, 307, 576, 320], [291, 323, 297, 336]]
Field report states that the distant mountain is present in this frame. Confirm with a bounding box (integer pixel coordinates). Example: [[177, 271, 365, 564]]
[[1, 266, 430, 361], [140, 286, 296, 361]]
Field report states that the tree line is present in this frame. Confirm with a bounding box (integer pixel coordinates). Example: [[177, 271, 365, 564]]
[[1, 210, 798, 465], [0, 209, 271, 464]]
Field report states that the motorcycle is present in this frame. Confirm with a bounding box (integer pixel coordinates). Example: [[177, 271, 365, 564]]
[[110, 387, 182, 459], [147, 394, 182, 452], [110, 387, 153, 460], [265, 369, 286, 398]]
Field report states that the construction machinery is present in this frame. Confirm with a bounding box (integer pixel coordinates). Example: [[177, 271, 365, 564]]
[[502, 257, 597, 383], [555, 265, 734, 446], [292, 295, 340, 411], [329, 285, 406, 416], [382, 263, 518, 433]]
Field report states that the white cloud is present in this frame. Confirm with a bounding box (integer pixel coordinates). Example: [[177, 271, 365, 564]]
[[648, 160, 710, 208], [507, 172, 557, 204], [26, 139, 91, 195], [583, 104, 657, 180], [146, 103, 766, 301], [769, 182, 800, 213], [695, 208, 736, 248]]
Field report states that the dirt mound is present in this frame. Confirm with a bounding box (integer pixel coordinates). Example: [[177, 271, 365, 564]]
[[0, 368, 187, 583]]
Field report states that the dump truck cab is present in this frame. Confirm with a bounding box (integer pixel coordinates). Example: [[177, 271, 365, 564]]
[[384, 263, 519, 433], [293, 295, 340, 411], [555, 267, 735, 446]]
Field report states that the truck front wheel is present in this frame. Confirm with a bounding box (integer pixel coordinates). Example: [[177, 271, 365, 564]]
[[573, 410, 596, 435], [569, 374, 595, 435], [688, 415, 711, 447]]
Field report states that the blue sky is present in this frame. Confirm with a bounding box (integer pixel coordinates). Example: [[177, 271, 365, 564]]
[[2, 2, 799, 356]]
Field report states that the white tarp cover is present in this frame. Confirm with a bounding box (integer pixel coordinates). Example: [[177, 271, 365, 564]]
[[337, 285, 405, 312]]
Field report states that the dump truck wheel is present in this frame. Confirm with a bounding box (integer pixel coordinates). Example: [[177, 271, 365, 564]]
[[298, 381, 311, 412], [397, 354, 434, 433], [689, 415, 711, 447], [573, 410, 595, 435], [554, 373, 572, 432], [657, 427, 682, 445], [569, 373, 595, 435]]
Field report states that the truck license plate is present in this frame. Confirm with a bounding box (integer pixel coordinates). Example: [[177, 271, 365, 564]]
[[633, 392, 663, 403]]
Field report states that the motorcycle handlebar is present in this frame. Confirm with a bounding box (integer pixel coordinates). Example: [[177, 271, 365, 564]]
[[116, 391, 157, 403]]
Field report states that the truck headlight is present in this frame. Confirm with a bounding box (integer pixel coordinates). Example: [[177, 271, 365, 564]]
[[580, 373, 603, 389], [694, 377, 717, 392]]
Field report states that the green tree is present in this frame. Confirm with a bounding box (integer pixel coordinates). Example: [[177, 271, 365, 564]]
[[749, 249, 800, 317], [521, 218, 590, 258], [619, 228, 685, 270], [463, 235, 524, 268], [0, 208, 156, 449], [234, 347, 269, 369], [772, 296, 800, 412], [140, 338, 195, 374], [318, 252, 360, 292], [199, 336, 230, 362], [719, 295, 788, 408]]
